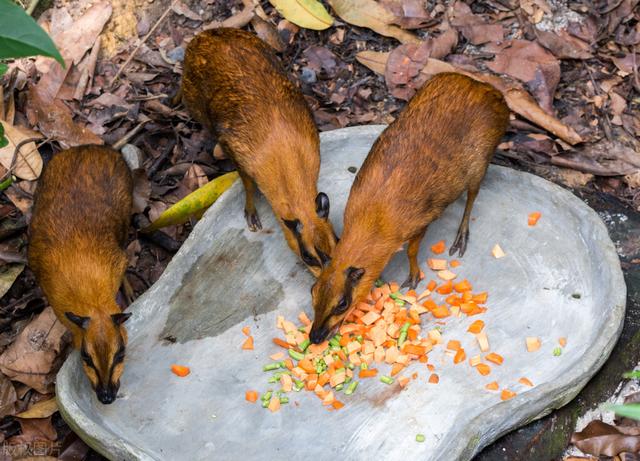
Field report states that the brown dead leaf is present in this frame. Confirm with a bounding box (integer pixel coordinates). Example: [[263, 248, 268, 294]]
[[182, 164, 209, 192], [10, 417, 57, 446], [449, 2, 504, 45], [132, 169, 151, 214], [16, 398, 57, 419], [26, 86, 102, 148], [304, 46, 339, 78], [0, 307, 70, 394], [0, 122, 43, 181], [486, 40, 560, 113], [571, 420, 640, 457], [534, 29, 592, 60], [356, 51, 390, 74], [552, 139, 639, 176], [0, 263, 25, 299], [252, 17, 286, 52], [380, 0, 434, 29], [328, 0, 420, 44], [171, 0, 201, 21], [0, 372, 16, 418]]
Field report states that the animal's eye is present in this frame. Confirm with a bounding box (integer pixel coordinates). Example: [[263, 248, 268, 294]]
[[301, 248, 320, 267], [332, 297, 349, 315], [315, 247, 330, 266]]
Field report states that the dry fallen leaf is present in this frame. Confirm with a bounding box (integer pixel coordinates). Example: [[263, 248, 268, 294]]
[[16, 398, 58, 419], [0, 372, 17, 418], [328, 0, 420, 44], [132, 169, 151, 214], [269, 0, 334, 30], [171, 0, 201, 21], [381, 0, 434, 29], [252, 17, 286, 52], [0, 121, 43, 180], [0, 307, 70, 394], [534, 29, 592, 60], [449, 2, 503, 45], [571, 420, 640, 457], [356, 50, 390, 75], [0, 263, 25, 299]]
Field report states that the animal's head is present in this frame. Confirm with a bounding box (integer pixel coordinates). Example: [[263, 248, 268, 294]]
[[281, 192, 338, 277], [65, 310, 132, 404], [309, 265, 366, 344]]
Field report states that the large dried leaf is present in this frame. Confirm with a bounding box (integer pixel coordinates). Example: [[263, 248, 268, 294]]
[[0, 307, 69, 394], [0, 263, 24, 299], [449, 2, 503, 45], [16, 398, 57, 419], [0, 121, 43, 180], [0, 372, 16, 418], [328, 0, 420, 43], [10, 417, 57, 445], [269, 0, 334, 30], [380, 0, 433, 29], [486, 40, 560, 113], [534, 29, 592, 59], [143, 171, 239, 232], [551, 139, 639, 176], [571, 420, 640, 457], [356, 50, 390, 74], [132, 169, 151, 214]]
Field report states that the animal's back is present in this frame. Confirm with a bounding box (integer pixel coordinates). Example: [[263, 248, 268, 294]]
[[346, 73, 508, 234], [181, 28, 316, 163], [29, 145, 133, 298]]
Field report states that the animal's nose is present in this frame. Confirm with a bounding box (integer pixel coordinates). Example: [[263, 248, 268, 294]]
[[96, 385, 118, 404], [309, 325, 329, 344]]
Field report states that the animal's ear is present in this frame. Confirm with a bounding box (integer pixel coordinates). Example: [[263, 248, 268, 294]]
[[282, 218, 302, 236], [315, 192, 330, 219], [112, 313, 132, 325], [346, 267, 365, 283], [65, 312, 90, 330]]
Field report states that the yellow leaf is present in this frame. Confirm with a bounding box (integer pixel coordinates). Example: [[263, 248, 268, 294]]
[[328, 0, 420, 44], [355, 51, 390, 75], [16, 397, 58, 419], [269, 0, 333, 30], [143, 172, 239, 232], [0, 121, 43, 180]]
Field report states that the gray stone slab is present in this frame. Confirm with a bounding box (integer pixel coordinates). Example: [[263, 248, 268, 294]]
[[56, 125, 626, 461]]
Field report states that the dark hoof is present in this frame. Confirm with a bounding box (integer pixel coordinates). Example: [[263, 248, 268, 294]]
[[449, 231, 469, 257], [401, 272, 420, 290], [245, 210, 262, 232]]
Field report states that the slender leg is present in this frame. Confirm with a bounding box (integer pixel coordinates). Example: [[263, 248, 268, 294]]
[[402, 229, 426, 289], [449, 185, 480, 257], [239, 170, 262, 231], [121, 275, 135, 306]]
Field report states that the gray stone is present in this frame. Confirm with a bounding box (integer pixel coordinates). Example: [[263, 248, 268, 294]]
[[56, 126, 625, 461], [120, 144, 144, 171], [301, 66, 317, 84], [167, 46, 185, 63]]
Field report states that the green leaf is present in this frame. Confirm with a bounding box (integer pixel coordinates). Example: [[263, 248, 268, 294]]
[[269, 0, 333, 30], [606, 404, 640, 421], [623, 370, 640, 379], [0, 62, 7, 76], [143, 172, 239, 232], [0, 0, 64, 65], [0, 123, 6, 149]]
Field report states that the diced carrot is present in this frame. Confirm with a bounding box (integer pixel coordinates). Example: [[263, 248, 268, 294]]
[[469, 355, 482, 367], [485, 353, 504, 365], [462, 291, 473, 302], [241, 336, 254, 350], [318, 373, 330, 387], [427, 364, 435, 372], [398, 375, 410, 387], [407, 327, 418, 341], [361, 311, 381, 325], [270, 352, 284, 360], [427, 280, 437, 291], [359, 368, 379, 378], [519, 377, 534, 387], [272, 338, 291, 349], [447, 340, 461, 351], [428, 329, 442, 343], [460, 302, 477, 313], [450, 260, 461, 268], [454, 279, 472, 293], [412, 372, 418, 379], [298, 358, 316, 373], [437, 270, 457, 281], [431, 306, 450, 318], [245, 390, 259, 403], [528, 211, 541, 226], [389, 281, 400, 292], [281, 374, 293, 392], [446, 294, 462, 306], [559, 337, 567, 347], [476, 332, 489, 352], [283, 359, 294, 370], [526, 337, 541, 352], [436, 281, 453, 295], [419, 355, 428, 363], [268, 396, 281, 412], [428, 373, 439, 384], [242, 326, 251, 336], [431, 240, 446, 254], [332, 400, 345, 410], [454, 348, 466, 364], [298, 311, 312, 326], [492, 244, 506, 259], [427, 259, 448, 271], [403, 344, 426, 356], [473, 292, 488, 304], [330, 371, 346, 387], [391, 363, 405, 376], [171, 364, 190, 377], [308, 341, 328, 355], [485, 381, 499, 391], [501, 389, 516, 401], [468, 306, 486, 316], [476, 363, 491, 376], [467, 320, 485, 334]]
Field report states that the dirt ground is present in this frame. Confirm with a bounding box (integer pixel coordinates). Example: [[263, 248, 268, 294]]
[[0, 0, 639, 459]]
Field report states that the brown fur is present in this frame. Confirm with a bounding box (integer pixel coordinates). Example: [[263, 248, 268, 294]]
[[180, 28, 337, 276], [310, 73, 509, 342], [28, 145, 133, 403]]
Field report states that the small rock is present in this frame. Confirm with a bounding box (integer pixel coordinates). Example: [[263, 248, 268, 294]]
[[300, 67, 317, 84], [167, 47, 185, 63], [121, 144, 144, 171]]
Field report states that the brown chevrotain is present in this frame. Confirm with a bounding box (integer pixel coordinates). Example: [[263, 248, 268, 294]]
[[179, 28, 337, 276], [28, 146, 133, 404], [309, 73, 509, 343]]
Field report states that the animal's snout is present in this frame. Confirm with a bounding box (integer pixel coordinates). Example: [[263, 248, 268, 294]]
[[96, 383, 119, 405], [309, 325, 329, 344]]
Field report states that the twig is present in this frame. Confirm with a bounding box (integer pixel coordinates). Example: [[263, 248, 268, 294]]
[[632, 46, 640, 94], [110, 1, 176, 87], [74, 36, 101, 101], [113, 115, 151, 150], [26, 0, 40, 15]]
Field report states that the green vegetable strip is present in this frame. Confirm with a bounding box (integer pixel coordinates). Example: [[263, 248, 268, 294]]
[[280, 397, 289, 404], [553, 347, 562, 356], [416, 434, 425, 443], [345, 381, 359, 395], [335, 384, 344, 391], [299, 339, 311, 351], [288, 349, 305, 361], [398, 321, 411, 347], [263, 362, 281, 372], [380, 375, 394, 385]]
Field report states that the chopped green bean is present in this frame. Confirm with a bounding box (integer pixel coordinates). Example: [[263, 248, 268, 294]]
[[335, 383, 344, 391], [553, 347, 562, 356], [375, 279, 385, 287], [380, 375, 394, 385], [263, 362, 282, 372], [299, 339, 311, 352], [280, 397, 289, 404], [288, 349, 305, 361], [416, 434, 425, 443], [356, 335, 364, 343], [345, 381, 359, 395], [360, 362, 368, 370], [261, 390, 273, 401]]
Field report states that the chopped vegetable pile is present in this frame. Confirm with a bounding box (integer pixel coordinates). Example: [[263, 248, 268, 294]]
[[242, 232, 564, 416]]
